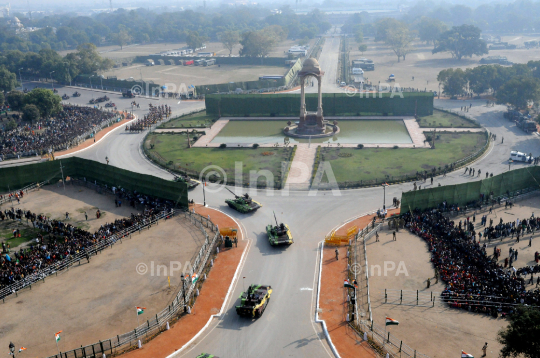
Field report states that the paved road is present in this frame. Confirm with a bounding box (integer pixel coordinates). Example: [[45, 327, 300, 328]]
[[24, 37, 540, 358]]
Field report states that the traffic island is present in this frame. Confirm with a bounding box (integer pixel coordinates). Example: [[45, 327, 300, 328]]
[[122, 204, 247, 358]]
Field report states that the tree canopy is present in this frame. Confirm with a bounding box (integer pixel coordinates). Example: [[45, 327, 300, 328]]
[[496, 77, 540, 110], [385, 27, 415, 62], [0, 66, 17, 92], [498, 307, 540, 358], [416, 17, 447, 46], [239, 28, 278, 58], [218, 30, 240, 56], [432, 25, 488, 60], [437, 68, 467, 97], [23, 88, 62, 118]]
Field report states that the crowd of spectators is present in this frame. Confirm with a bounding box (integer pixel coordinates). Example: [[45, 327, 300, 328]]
[[0, 105, 117, 159], [0, 190, 175, 296], [402, 207, 540, 317]]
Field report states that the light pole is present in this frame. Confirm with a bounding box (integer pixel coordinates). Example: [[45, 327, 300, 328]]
[[382, 183, 388, 210], [203, 179, 207, 207], [18, 68, 23, 91], [180, 274, 187, 312], [63, 62, 71, 86], [9, 341, 15, 357], [49, 71, 55, 91], [89, 75, 95, 99]]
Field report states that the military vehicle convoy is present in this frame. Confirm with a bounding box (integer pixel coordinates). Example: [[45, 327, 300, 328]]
[[504, 108, 537, 133], [266, 212, 293, 245], [236, 284, 272, 318], [173, 173, 200, 189], [224, 188, 262, 213]]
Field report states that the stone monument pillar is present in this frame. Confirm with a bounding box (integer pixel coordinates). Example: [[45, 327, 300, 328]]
[[297, 58, 325, 134]]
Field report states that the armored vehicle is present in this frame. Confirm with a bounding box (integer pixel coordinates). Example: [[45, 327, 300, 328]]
[[236, 284, 272, 318], [224, 188, 261, 213], [266, 212, 293, 245]]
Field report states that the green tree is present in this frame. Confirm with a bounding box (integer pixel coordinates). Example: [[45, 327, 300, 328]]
[[385, 27, 415, 62], [23, 88, 62, 118], [4, 119, 16, 131], [437, 68, 467, 97], [416, 17, 447, 46], [432, 25, 488, 60], [354, 25, 364, 43], [74, 43, 113, 74], [22, 104, 41, 123], [358, 44, 368, 55], [374, 18, 405, 42], [498, 306, 540, 358], [186, 31, 206, 50], [0, 66, 17, 93], [466, 65, 498, 96], [496, 76, 540, 109], [6, 90, 25, 110], [240, 30, 276, 57], [112, 29, 132, 50], [218, 30, 240, 56], [0, 92, 4, 106]]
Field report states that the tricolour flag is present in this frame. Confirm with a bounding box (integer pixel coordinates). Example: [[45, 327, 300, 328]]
[[462, 351, 474, 358], [385, 317, 399, 326], [55, 330, 62, 342], [136, 307, 146, 315], [343, 279, 357, 289], [192, 273, 199, 284], [19, 347, 26, 352]]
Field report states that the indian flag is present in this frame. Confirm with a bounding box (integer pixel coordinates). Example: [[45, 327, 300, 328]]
[[55, 330, 62, 342], [192, 273, 199, 284], [343, 279, 357, 289], [19, 347, 26, 352], [462, 351, 474, 358], [136, 307, 146, 315], [385, 317, 399, 326]]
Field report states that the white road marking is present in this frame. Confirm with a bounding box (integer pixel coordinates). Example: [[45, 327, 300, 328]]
[[301, 287, 314, 291]]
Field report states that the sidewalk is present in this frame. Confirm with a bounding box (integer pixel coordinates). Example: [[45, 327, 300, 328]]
[[123, 204, 246, 358], [319, 209, 399, 358]]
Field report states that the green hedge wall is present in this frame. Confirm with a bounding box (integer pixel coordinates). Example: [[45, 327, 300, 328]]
[[206, 92, 434, 117]]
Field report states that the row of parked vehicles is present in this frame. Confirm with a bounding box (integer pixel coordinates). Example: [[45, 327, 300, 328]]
[[504, 108, 538, 133]]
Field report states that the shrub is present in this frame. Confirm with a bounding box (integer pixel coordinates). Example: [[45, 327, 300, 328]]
[[252, 143, 259, 149], [219, 143, 227, 148], [393, 145, 399, 149], [357, 144, 364, 149]]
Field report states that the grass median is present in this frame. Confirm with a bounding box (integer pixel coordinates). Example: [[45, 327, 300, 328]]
[[418, 109, 479, 128], [318, 132, 487, 184], [145, 133, 293, 188], [159, 111, 216, 129]]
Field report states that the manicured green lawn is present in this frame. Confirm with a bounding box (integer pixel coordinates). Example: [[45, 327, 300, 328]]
[[418, 109, 479, 128], [145, 133, 293, 187], [319, 132, 486, 184], [159, 111, 216, 129]]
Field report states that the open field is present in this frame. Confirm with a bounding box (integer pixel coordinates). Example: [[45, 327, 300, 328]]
[[348, 35, 540, 93], [0, 185, 205, 357], [319, 132, 486, 183], [368, 196, 540, 357], [100, 63, 287, 88], [418, 109, 480, 128], [159, 111, 216, 129], [0, 221, 43, 248], [145, 133, 293, 186]]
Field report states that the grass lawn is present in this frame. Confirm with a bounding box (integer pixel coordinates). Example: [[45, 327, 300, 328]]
[[145, 133, 293, 187], [319, 132, 487, 184], [159, 111, 217, 129], [418, 109, 479, 128], [0, 221, 43, 248]]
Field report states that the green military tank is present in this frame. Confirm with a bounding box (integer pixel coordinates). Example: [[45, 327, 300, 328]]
[[224, 188, 262, 213], [266, 212, 294, 246], [170, 171, 200, 189], [236, 284, 272, 318], [196, 354, 219, 358]]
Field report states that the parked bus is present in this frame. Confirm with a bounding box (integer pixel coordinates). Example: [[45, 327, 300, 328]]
[[259, 75, 285, 80]]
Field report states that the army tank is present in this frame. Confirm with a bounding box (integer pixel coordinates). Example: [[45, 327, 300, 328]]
[[168, 170, 200, 189], [224, 188, 262, 213], [196, 354, 219, 358], [236, 284, 272, 318], [267, 212, 294, 246]]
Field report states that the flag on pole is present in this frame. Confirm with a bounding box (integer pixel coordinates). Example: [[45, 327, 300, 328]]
[[461, 351, 474, 358], [385, 317, 399, 326], [192, 273, 199, 284], [136, 307, 146, 315], [55, 330, 62, 342], [19, 347, 27, 352], [343, 279, 357, 289]]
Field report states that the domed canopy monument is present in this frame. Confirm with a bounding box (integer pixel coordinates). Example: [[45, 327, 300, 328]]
[[298, 58, 326, 134]]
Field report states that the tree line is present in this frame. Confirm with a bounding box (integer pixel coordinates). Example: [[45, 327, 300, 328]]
[[437, 61, 540, 109], [3, 6, 330, 53]]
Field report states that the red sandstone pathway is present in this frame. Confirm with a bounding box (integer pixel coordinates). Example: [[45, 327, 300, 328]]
[[123, 204, 246, 358], [319, 209, 399, 358]]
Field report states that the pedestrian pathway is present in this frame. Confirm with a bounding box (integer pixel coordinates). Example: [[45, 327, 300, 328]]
[[285, 144, 317, 188], [192, 120, 229, 147]]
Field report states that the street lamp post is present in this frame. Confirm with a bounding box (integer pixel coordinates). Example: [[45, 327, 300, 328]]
[[89, 75, 95, 99], [9, 341, 15, 357], [50, 71, 55, 91], [382, 183, 387, 210], [18, 68, 23, 91], [180, 274, 187, 312], [203, 179, 207, 207], [63, 62, 71, 86]]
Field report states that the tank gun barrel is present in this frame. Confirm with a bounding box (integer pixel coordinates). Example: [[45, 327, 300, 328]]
[[225, 187, 240, 198]]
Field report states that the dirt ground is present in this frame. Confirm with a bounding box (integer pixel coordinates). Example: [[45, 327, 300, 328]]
[[367, 196, 540, 358], [101, 63, 288, 89], [349, 35, 540, 93], [0, 185, 206, 357]]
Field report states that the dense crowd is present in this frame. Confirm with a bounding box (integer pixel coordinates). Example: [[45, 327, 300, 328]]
[[0, 105, 116, 159], [0, 191, 175, 295], [403, 208, 540, 316]]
